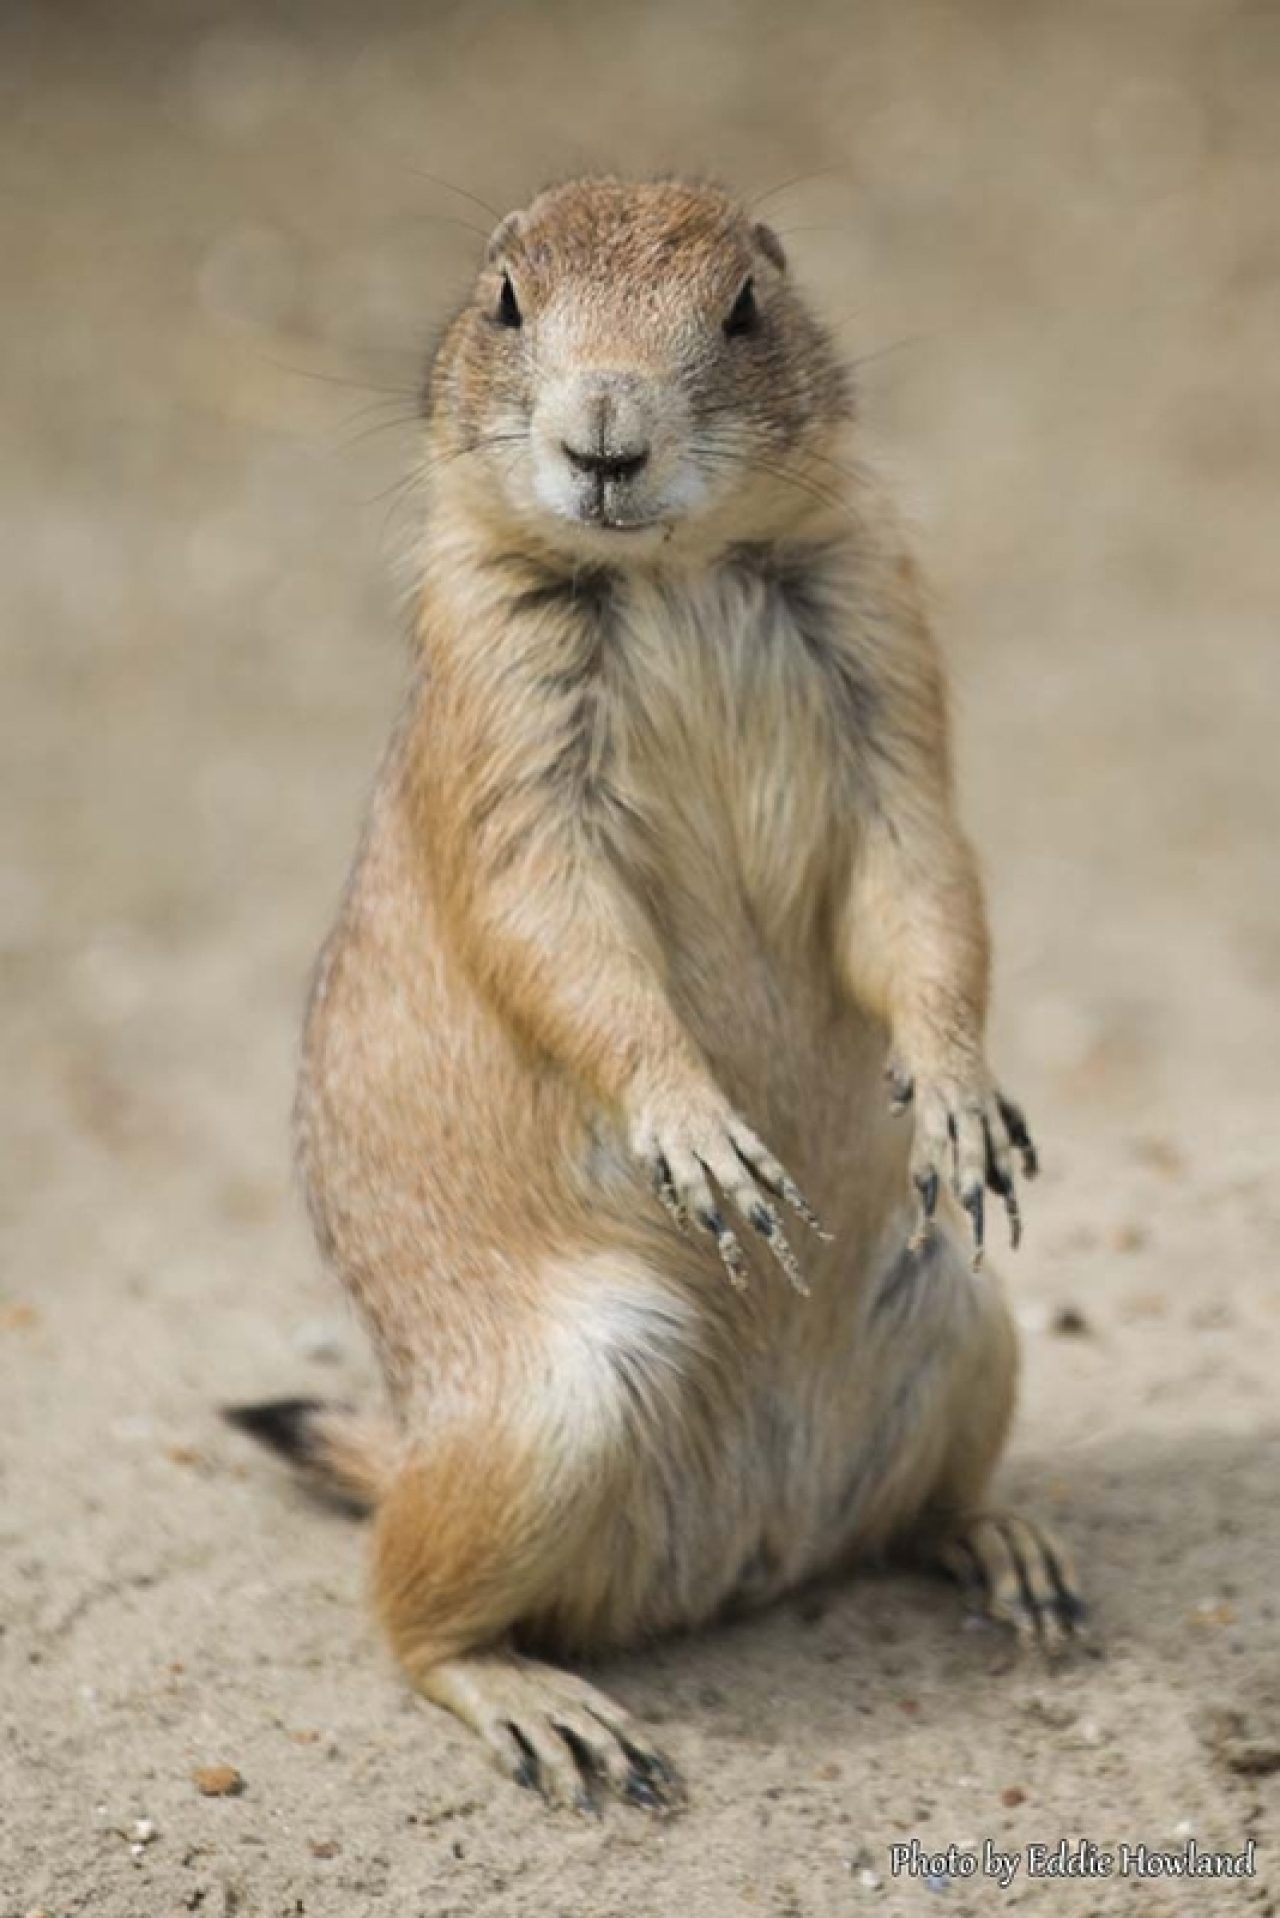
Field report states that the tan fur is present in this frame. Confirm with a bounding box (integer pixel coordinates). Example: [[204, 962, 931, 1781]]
[[282, 176, 1076, 1803], [305, 1406, 402, 1508]]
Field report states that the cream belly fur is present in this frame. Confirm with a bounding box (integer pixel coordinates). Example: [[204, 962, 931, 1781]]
[[520, 1232, 1014, 1651]]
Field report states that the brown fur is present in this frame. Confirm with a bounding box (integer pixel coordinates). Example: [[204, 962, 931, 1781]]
[[257, 176, 1079, 1807]]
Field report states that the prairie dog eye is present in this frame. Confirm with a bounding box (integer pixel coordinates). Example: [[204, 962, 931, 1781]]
[[723, 277, 759, 339], [496, 272, 522, 329]]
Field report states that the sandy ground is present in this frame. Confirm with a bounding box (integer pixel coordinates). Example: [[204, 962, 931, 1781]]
[[2, 3, 1279, 1913]]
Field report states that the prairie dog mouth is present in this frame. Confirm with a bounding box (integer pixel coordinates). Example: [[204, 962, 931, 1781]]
[[563, 506, 666, 534]]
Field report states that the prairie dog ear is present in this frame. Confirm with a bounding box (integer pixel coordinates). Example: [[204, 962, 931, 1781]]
[[485, 212, 523, 263], [752, 222, 787, 273]]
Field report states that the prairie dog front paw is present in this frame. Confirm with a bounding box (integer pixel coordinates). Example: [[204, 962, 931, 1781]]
[[627, 1080, 828, 1294], [886, 1054, 1037, 1266]]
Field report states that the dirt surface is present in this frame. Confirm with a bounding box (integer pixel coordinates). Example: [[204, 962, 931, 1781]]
[[3, 3, 1279, 1914]]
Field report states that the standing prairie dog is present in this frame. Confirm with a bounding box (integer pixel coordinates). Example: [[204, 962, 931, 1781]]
[[228, 175, 1083, 1813]]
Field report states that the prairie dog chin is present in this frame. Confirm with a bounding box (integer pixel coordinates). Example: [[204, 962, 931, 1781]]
[[228, 174, 1082, 1814]]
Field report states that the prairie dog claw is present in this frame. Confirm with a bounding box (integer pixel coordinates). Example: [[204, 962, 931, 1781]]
[[937, 1512, 1085, 1654], [888, 1058, 1037, 1265], [633, 1098, 826, 1294], [426, 1651, 687, 1815], [997, 1094, 1039, 1179], [909, 1166, 939, 1251]]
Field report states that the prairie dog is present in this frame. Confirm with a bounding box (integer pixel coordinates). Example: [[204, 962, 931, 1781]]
[[228, 176, 1082, 1813]]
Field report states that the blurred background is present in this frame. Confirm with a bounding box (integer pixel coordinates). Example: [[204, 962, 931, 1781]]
[[3, 4, 1278, 1914]]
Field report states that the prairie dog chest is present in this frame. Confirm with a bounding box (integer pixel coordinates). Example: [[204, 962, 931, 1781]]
[[606, 553, 852, 923]]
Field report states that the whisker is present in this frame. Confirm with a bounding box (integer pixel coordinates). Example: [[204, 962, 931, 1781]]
[[406, 168, 504, 224], [698, 425, 851, 492], [849, 334, 928, 373], [398, 211, 491, 243], [770, 221, 863, 241], [706, 431, 855, 502], [255, 352, 419, 400], [336, 410, 426, 453], [411, 431, 528, 488], [778, 446, 862, 491], [364, 466, 424, 512], [694, 440, 849, 518], [747, 166, 844, 214], [338, 393, 425, 425], [820, 305, 864, 337]]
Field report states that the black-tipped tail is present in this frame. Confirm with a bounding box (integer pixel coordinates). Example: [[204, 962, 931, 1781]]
[[223, 1398, 396, 1511], [224, 1397, 331, 1466]]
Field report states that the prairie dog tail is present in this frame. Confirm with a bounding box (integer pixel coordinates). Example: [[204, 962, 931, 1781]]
[[223, 1399, 399, 1511]]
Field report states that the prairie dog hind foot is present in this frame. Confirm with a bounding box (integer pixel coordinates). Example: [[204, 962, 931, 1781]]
[[419, 1648, 686, 1815], [934, 1510, 1086, 1654]]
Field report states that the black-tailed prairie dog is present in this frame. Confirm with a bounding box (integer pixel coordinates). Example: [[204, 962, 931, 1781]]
[[228, 175, 1083, 1813]]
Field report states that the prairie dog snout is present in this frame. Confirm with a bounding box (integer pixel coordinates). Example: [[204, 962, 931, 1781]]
[[531, 366, 690, 531]]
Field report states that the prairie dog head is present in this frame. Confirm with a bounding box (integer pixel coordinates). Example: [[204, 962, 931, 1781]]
[[426, 177, 852, 563]]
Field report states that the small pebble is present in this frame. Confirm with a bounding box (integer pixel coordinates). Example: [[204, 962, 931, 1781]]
[[1051, 1305, 1090, 1337], [1131, 1135, 1184, 1176], [1025, 1693, 1077, 1730], [309, 1838, 340, 1859], [1198, 1704, 1280, 1775], [1191, 1599, 1236, 1628], [1122, 1290, 1167, 1320], [193, 1764, 244, 1797], [1001, 1785, 1027, 1807], [857, 1867, 882, 1891], [1222, 1739, 1280, 1776], [925, 1872, 949, 1892], [130, 1818, 157, 1844]]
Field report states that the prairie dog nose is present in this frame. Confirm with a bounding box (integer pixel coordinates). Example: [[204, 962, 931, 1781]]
[[544, 369, 659, 485], [561, 440, 650, 482]]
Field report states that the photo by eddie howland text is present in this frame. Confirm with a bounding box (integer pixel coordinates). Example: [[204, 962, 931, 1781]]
[[889, 1837, 1258, 1889]]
